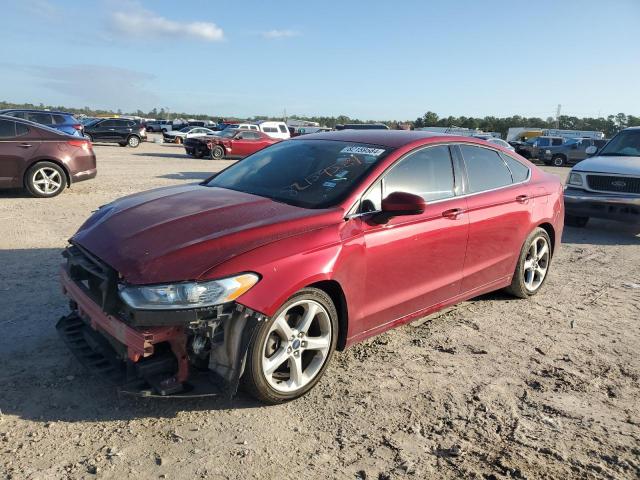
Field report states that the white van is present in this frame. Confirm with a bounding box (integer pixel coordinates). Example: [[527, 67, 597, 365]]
[[256, 121, 291, 139], [227, 123, 259, 131]]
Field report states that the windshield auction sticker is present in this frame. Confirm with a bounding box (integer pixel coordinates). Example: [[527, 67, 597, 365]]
[[340, 146, 386, 156]]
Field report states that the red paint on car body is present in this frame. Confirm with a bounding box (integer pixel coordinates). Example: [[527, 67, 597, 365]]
[[71, 131, 564, 348]]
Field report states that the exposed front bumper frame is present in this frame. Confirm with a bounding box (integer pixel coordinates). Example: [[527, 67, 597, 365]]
[[59, 267, 266, 397], [60, 268, 183, 364]]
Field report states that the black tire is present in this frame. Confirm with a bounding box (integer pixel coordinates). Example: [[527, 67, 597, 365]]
[[242, 288, 338, 404], [506, 227, 552, 299], [551, 155, 566, 167], [210, 145, 225, 160], [565, 214, 589, 228], [25, 161, 68, 198], [127, 135, 140, 148], [84, 134, 93, 142]]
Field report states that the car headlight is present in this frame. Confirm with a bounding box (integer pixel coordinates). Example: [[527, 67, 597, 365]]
[[118, 273, 259, 310], [568, 172, 584, 186]]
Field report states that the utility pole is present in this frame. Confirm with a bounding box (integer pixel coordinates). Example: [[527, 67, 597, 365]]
[[283, 108, 287, 122], [555, 104, 561, 129]]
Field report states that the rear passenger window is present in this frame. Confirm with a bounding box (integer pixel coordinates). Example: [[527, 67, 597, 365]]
[[384, 145, 455, 202], [460, 145, 512, 192], [0, 120, 16, 138], [7, 111, 26, 119], [500, 153, 529, 183], [15, 123, 30, 137], [263, 127, 277, 133], [551, 138, 563, 146], [27, 112, 53, 124]]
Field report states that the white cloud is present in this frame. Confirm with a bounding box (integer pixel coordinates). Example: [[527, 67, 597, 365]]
[[110, 6, 224, 42], [262, 29, 300, 39]]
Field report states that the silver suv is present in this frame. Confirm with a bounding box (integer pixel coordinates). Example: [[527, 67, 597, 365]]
[[564, 127, 640, 227]]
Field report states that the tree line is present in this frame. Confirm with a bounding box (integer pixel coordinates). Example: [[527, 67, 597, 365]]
[[2, 100, 638, 138]]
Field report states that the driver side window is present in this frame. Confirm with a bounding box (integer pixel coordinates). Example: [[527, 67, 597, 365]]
[[383, 145, 455, 202]]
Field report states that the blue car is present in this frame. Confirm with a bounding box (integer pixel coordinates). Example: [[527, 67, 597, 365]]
[[0, 109, 83, 137]]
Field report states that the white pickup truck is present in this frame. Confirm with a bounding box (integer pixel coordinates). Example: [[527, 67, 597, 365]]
[[564, 127, 640, 227]]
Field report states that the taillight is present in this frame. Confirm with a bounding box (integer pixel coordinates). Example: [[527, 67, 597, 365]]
[[67, 140, 92, 151], [72, 124, 83, 131]]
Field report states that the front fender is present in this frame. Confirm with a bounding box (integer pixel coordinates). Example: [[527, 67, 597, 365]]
[[204, 220, 366, 337]]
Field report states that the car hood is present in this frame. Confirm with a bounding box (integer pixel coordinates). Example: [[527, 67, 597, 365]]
[[573, 155, 640, 175], [72, 185, 343, 284]]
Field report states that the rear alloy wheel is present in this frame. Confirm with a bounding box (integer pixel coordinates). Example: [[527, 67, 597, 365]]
[[210, 145, 225, 160], [565, 214, 589, 228], [507, 227, 552, 298], [243, 288, 338, 404], [127, 136, 140, 148], [552, 155, 566, 167], [26, 162, 67, 198]]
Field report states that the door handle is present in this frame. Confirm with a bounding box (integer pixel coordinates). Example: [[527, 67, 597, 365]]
[[108, 128, 115, 131], [442, 208, 463, 219], [516, 194, 529, 203], [19, 143, 32, 148]]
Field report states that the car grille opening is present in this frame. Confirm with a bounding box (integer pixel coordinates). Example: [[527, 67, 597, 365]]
[[586, 175, 640, 194], [63, 244, 121, 315]]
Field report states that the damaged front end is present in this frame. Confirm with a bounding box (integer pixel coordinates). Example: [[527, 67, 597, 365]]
[[57, 244, 266, 398]]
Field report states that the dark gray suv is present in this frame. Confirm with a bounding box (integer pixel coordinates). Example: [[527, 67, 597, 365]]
[[541, 138, 608, 167]]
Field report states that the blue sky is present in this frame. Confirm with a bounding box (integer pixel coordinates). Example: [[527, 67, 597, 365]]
[[1, 0, 638, 120]]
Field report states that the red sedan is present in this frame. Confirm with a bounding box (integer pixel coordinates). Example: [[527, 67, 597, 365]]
[[210, 129, 280, 159], [58, 130, 564, 403]]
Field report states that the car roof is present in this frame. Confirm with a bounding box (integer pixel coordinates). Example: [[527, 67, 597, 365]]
[[0, 108, 73, 115], [292, 129, 454, 148], [0, 114, 73, 136]]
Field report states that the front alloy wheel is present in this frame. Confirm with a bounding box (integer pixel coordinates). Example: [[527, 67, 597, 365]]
[[243, 288, 338, 403]]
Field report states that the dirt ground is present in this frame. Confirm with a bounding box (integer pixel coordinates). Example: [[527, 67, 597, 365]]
[[1, 136, 639, 480]]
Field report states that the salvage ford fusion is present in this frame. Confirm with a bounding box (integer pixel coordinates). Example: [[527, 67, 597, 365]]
[[58, 130, 564, 403]]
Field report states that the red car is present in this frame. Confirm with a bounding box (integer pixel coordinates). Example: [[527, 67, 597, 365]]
[[183, 128, 280, 159], [58, 130, 563, 403]]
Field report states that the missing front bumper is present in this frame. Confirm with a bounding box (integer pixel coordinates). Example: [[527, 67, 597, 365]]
[[58, 267, 267, 398]]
